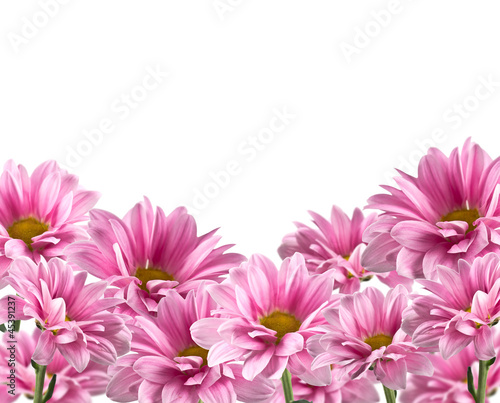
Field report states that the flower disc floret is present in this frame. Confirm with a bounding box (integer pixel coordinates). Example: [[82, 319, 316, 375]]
[[260, 311, 301, 343]]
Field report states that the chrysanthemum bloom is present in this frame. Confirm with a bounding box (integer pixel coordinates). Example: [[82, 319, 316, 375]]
[[278, 206, 413, 293], [400, 333, 500, 403], [308, 285, 433, 390], [0, 328, 110, 402], [362, 138, 500, 279], [106, 286, 275, 403], [190, 253, 336, 385], [0, 257, 131, 372], [66, 198, 244, 316], [0, 160, 99, 281], [402, 253, 500, 361], [266, 367, 379, 403]]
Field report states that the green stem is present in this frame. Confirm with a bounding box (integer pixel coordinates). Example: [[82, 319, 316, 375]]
[[476, 360, 489, 403], [281, 369, 294, 403], [33, 364, 47, 403], [383, 385, 397, 403]]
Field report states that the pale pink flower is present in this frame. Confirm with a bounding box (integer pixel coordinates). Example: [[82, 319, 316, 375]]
[[0, 328, 110, 402], [278, 205, 413, 293], [402, 253, 500, 361], [106, 286, 275, 403], [66, 198, 244, 316], [191, 253, 336, 385], [266, 367, 379, 403], [401, 330, 500, 403], [0, 160, 99, 281], [0, 257, 131, 372], [362, 138, 500, 279], [308, 285, 433, 390]]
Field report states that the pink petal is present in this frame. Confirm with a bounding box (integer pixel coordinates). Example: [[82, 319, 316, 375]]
[[242, 347, 275, 381], [439, 330, 472, 360], [32, 331, 57, 366], [474, 325, 495, 360], [391, 221, 443, 252], [375, 358, 407, 390], [198, 379, 236, 403], [207, 341, 242, 367]]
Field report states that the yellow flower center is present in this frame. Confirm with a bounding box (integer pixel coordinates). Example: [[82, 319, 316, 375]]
[[464, 306, 482, 328], [364, 334, 393, 350], [7, 217, 49, 250], [178, 345, 209, 367], [260, 311, 301, 343], [346, 267, 372, 282], [135, 267, 175, 292], [441, 208, 480, 234]]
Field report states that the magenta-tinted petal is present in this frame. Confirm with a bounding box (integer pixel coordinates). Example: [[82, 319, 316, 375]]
[[376, 358, 408, 390], [404, 353, 434, 376], [275, 332, 303, 356], [190, 318, 224, 349], [198, 379, 236, 403], [229, 363, 276, 403], [391, 221, 443, 252], [474, 325, 495, 360], [32, 331, 57, 366], [439, 330, 472, 360], [242, 348, 275, 381], [207, 341, 242, 367]]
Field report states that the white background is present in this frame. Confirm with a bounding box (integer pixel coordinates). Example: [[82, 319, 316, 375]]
[[1, 1, 500, 402]]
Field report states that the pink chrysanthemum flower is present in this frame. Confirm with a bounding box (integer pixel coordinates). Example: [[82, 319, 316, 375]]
[[0, 160, 99, 280], [0, 328, 110, 402], [400, 332, 500, 403], [278, 206, 413, 293], [190, 253, 336, 385], [308, 285, 433, 390], [266, 367, 379, 403], [106, 286, 275, 403], [0, 257, 131, 372], [66, 198, 244, 316], [402, 253, 500, 361], [362, 138, 500, 279]]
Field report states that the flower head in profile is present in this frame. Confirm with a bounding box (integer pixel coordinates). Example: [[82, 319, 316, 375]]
[[0, 328, 110, 402], [278, 205, 413, 293], [362, 138, 500, 279], [401, 332, 500, 403], [66, 197, 245, 316], [191, 253, 336, 385], [267, 367, 379, 403], [106, 286, 275, 403], [0, 160, 99, 281], [0, 257, 131, 372], [308, 285, 433, 390], [402, 253, 500, 361]]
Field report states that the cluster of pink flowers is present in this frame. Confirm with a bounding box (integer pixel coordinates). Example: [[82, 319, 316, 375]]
[[1, 138, 500, 402]]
